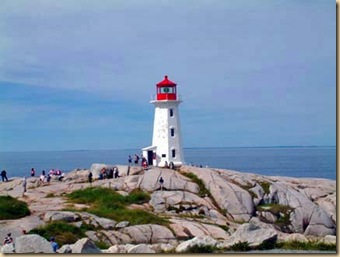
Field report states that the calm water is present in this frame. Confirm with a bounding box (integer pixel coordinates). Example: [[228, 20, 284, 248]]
[[0, 147, 336, 180]]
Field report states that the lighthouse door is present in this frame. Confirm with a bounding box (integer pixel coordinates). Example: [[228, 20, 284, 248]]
[[147, 151, 154, 166]]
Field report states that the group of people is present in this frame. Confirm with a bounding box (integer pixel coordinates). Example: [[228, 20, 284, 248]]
[[128, 154, 149, 168], [88, 166, 120, 183], [3, 233, 59, 253], [30, 168, 65, 187]]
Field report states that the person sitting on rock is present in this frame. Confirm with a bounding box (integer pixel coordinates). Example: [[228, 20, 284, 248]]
[[3, 233, 13, 245]]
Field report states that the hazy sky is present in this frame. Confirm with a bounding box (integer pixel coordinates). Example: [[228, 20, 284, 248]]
[[0, 0, 335, 151]]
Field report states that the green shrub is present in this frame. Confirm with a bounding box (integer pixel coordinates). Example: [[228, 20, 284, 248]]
[[29, 221, 85, 246], [183, 244, 216, 253], [94, 240, 110, 249], [228, 241, 251, 251], [66, 187, 167, 226], [0, 195, 30, 219], [257, 181, 271, 194]]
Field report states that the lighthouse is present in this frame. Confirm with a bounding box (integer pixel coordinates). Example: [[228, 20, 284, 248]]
[[142, 75, 185, 168]]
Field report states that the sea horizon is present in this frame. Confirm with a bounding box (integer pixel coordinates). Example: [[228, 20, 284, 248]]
[[0, 146, 336, 181], [0, 145, 335, 153]]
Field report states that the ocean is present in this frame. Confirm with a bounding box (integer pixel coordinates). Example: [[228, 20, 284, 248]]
[[0, 147, 336, 180]]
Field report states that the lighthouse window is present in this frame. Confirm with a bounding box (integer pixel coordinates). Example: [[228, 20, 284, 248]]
[[170, 109, 174, 117], [160, 87, 174, 94], [172, 149, 176, 158], [170, 128, 175, 137]]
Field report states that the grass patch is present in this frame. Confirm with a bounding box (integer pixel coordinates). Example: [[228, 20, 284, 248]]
[[180, 172, 210, 198], [94, 240, 110, 249], [0, 195, 30, 219], [46, 193, 55, 198], [276, 240, 336, 251], [257, 203, 292, 232], [29, 221, 86, 246], [257, 181, 271, 194], [66, 187, 167, 226]]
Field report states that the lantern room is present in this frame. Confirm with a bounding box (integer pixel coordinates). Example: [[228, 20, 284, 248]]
[[156, 75, 177, 101]]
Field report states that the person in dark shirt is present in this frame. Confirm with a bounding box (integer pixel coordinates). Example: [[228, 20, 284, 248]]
[[1, 170, 8, 182]]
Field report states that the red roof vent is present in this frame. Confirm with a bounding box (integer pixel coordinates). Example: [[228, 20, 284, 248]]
[[156, 75, 176, 86]]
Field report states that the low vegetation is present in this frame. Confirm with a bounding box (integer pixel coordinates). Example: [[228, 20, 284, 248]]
[[183, 244, 217, 253], [180, 172, 210, 197], [257, 181, 271, 194], [276, 240, 336, 251], [29, 221, 86, 246], [0, 195, 30, 219], [257, 204, 292, 232], [66, 187, 167, 226]]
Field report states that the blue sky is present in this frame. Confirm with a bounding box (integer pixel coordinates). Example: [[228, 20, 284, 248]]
[[0, 0, 335, 151]]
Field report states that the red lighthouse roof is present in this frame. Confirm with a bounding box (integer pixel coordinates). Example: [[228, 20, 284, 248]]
[[156, 75, 176, 86]]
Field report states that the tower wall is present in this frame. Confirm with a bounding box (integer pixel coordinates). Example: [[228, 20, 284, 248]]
[[151, 100, 185, 167]]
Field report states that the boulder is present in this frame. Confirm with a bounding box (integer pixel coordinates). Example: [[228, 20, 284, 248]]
[[169, 219, 229, 240], [70, 238, 102, 253], [127, 244, 156, 253], [219, 223, 278, 248], [57, 244, 72, 253], [1, 243, 15, 253], [120, 224, 177, 245], [150, 190, 215, 214], [116, 221, 130, 228], [176, 236, 217, 253], [104, 245, 128, 253], [44, 211, 80, 222], [15, 234, 54, 253], [137, 168, 199, 193]]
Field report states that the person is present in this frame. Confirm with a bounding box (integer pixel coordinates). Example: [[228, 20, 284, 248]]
[[128, 155, 132, 165], [114, 167, 119, 178], [42, 170, 46, 176], [22, 177, 27, 196], [47, 173, 51, 184], [58, 172, 65, 182], [88, 171, 93, 184], [100, 167, 107, 179], [39, 174, 45, 186], [134, 154, 139, 165], [3, 233, 13, 245], [159, 176, 164, 191], [1, 170, 9, 182], [31, 168, 35, 177], [50, 237, 58, 253], [108, 168, 114, 179]]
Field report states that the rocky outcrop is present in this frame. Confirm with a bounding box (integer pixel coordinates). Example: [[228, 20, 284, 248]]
[[119, 224, 177, 245], [176, 236, 218, 253], [218, 223, 278, 248], [180, 166, 255, 222], [0, 164, 336, 253], [268, 182, 336, 236], [70, 238, 102, 253], [15, 234, 54, 253]]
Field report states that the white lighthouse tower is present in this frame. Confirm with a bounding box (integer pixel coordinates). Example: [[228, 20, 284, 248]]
[[142, 75, 185, 168]]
